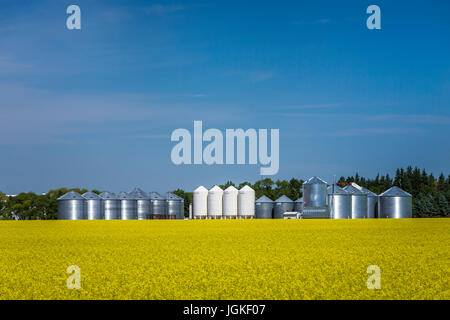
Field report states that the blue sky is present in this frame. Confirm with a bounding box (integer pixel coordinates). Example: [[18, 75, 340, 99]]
[[0, 0, 449, 194]]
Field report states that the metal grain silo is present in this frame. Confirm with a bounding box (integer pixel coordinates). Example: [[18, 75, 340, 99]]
[[327, 185, 351, 219], [130, 188, 151, 220], [165, 192, 183, 219], [57, 191, 86, 220], [223, 186, 238, 218], [294, 197, 303, 213], [193, 186, 208, 219], [255, 195, 273, 219], [100, 191, 120, 220], [82, 191, 103, 220], [149, 192, 167, 219], [378, 186, 412, 219], [238, 185, 255, 218], [274, 195, 294, 219], [117, 191, 137, 220], [360, 187, 378, 219], [343, 185, 368, 219], [208, 186, 223, 219], [302, 177, 328, 208]]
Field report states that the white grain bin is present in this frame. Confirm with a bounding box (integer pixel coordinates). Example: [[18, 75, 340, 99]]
[[193, 186, 208, 219], [223, 185, 238, 219], [208, 185, 223, 219], [238, 185, 255, 219]]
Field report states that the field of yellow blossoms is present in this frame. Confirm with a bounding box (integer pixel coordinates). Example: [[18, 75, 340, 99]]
[[0, 219, 448, 300]]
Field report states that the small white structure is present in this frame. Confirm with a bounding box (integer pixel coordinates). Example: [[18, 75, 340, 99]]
[[283, 211, 300, 219], [238, 185, 255, 219], [223, 186, 238, 219], [207, 186, 223, 219], [193, 186, 208, 219]]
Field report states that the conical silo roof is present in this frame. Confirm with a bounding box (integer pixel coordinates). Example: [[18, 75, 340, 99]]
[[209, 185, 223, 194], [256, 195, 273, 203], [327, 185, 349, 195], [360, 186, 378, 197], [379, 186, 411, 197], [224, 185, 238, 194], [149, 192, 164, 200], [194, 186, 208, 194], [82, 191, 101, 200], [99, 191, 117, 200], [117, 191, 133, 200], [239, 185, 254, 193], [295, 197, 304, 202], [275, 195, 293, 203], [303, 176, 328, 185], [129, 188, 149, 199], [57, 191, 84, 200], [165, 192, 182, 200], [343, 185, 364, 195]]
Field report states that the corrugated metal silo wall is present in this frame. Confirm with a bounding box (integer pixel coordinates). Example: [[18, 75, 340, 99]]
[[350, 194, 368, 219], [57, 199, 85, 220], [367, 196, 377, 218], [273, 202, 294, 219], [120, 199, 137, 220], [379, 196, 412, 218], [85, 199, 103, 220], [255, 202, 273, 219], [136, 199, 151, 220], [303, 184, 327, 207], [328, 194, 351, 219], [104, 199, 121, 220]]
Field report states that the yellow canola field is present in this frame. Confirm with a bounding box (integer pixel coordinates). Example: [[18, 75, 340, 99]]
[[0, 219, 448, 300]]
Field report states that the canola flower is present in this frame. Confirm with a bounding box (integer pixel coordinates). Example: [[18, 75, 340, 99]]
[[0, 219, 448, 300]]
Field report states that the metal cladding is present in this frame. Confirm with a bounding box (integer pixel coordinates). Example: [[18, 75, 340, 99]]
[[100, 191, 120, 220], [302, 177, 328, 208], [294, 197, 303, 213], [378, 186, 412, 219], [327, 185, 351, 219], [117, 191, 138, 220], [82, 192, 103, 220], [255, 195, 273, 219], [238, 185, 255, 217], [165, 192, 184, 219], [208, 186, 224, 218], [193, 186, 208, 218], [149, 192, 167, 218], [360, 187, 378, 219], [274, 195, 294, 219], [130, 188, 151, 220], [223, 186, 238, 218], [57, 191, 86, 220], [343, 185, 368, 219]]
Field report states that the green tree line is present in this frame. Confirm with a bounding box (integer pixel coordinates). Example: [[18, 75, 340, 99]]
[[1, 166, 449, 219]]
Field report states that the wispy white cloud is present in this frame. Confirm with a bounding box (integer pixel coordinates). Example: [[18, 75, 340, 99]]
[[0, 85, 246, 145], [281, 103, 342, 110], [330, 127, 423, 137], [0, 56, 35, 75], [364, 114, 450, 125], [145, 4, 185, 16], [293, 18, 331, 25], [225, 69, 275, 83]]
